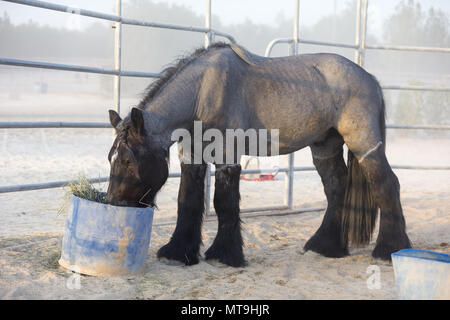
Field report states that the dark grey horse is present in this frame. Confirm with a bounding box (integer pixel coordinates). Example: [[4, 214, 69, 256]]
[[106, 43, 411, 267]]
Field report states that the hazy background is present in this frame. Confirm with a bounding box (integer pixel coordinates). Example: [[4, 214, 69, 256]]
[[0, 1, 449, 238], [0, 0, 449, 130]]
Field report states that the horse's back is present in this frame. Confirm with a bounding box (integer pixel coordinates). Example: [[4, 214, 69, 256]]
[[235, 52, 357, 150], [198, 46, 383, 154]]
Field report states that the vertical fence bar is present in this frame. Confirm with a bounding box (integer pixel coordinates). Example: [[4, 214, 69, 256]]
[[113, 0, 122, 115], [293, 0, 300, 54], [205, 0, 213, 47], [354, 0, 362, 65], [285, 153, 295, 209], [204, 163, 212, 215], [284, 0, 299, 210], [204, 0, 212, 215], [360, 0, 368, 67]]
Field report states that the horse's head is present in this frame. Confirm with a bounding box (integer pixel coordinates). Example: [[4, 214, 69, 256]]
[[106, 108, 169, 207]]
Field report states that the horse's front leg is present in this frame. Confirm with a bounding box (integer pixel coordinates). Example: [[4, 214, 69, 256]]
[[205, 164, 246, 267], [304, 133, 349, 257], [157, 162, 206, 265]]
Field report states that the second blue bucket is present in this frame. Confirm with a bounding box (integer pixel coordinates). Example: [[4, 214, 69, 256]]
[[392, 249, 450, 299], [59, 195, 154, 276]]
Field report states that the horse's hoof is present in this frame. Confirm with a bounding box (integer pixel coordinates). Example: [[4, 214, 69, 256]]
[[157, 242, 200, 266], [372, 241, 412, 261], [372, 232, 412, 260], [372, 245, 396, 261], [204, 244, 247, 268], [304, 233, 349, 258]]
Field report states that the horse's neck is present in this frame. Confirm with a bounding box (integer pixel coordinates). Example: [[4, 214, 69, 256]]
[[143, 61, 204, 149]]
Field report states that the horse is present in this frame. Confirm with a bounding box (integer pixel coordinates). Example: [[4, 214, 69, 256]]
[[105, 42, 411, 267]]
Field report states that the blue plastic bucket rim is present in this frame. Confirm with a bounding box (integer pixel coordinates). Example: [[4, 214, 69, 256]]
[[392, 248, 450, 264], [71, 194, 156, 211]]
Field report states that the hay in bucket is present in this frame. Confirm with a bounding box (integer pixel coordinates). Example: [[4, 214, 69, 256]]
[[58, 174, 106, 214], [67, 175, 106, 203]]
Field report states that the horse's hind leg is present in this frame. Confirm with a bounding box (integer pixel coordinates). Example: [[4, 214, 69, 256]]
[[205, 164, 246, 267], [358, 148, 411, 259], [157, 163, 206, 266], [304, 130, 349, 257], [336, 84, 411, 259]]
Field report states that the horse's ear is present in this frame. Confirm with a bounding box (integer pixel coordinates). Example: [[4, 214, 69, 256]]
[[131, 107, 145, 135], [109, 110, 122, 129]]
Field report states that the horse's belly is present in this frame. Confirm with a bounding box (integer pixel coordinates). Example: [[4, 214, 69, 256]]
[[250, 105, 333, 155]]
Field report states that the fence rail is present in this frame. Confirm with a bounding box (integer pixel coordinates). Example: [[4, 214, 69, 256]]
[[2, 163, 450, 195], [1, 0, 449, 220], [0, 57, 161, 78], [2, 122, 450, 130], [365, 43, 450, 54], [381, 85, 450, 92], [2, 0, 236, 43], [0, 122, 112, 129]]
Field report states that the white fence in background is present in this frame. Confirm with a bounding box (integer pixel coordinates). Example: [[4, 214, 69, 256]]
[[0, 0, 449, 219]]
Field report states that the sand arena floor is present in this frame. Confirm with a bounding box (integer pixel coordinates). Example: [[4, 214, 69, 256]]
[[0, 103, 449, 299]]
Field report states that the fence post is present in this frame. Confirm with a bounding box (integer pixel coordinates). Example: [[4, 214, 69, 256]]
[[284, 0, 299, 210], [284, 153, 295, 209], [360, 0, 368, 67], [354, 0, 362, 64], [205, 0, 213, 47], [293, 0, 299, 54], [113, 0, 122, 115], [204, 0, 212, 216]]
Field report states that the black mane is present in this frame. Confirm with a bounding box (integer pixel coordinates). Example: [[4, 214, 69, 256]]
[[137, 42, 230, 109]]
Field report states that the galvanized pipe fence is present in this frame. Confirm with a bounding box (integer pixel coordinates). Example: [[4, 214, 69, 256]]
[[0, 0, 449, 219]]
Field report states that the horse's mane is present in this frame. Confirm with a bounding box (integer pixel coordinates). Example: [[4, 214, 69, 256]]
[[137, 42, 230, 109]]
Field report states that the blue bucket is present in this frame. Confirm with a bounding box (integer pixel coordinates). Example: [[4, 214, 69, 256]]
[[59, 195, 154, 276], [392, 249, 450, 300]]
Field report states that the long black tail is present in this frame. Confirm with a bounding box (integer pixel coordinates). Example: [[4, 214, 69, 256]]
[[341, 94, 385, 247]]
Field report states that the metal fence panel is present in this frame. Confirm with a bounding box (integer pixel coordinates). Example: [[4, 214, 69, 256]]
[[0, 0, 449, 222]]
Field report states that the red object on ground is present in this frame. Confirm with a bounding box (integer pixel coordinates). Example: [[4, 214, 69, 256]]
[[240, 157, 279, 181], [240, 173, 278, 181]]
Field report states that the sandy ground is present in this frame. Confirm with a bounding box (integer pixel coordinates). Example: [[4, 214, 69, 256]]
[[0, 199, 449, 300], [0, 93, 449, 299]]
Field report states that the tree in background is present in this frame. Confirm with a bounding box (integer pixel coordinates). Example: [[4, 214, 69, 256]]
[[0, 12, 113, 60], [382, 0, 450, 130], [0, 0, 448, 128]]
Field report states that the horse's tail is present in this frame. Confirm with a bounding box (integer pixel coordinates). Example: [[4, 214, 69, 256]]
[[341, 91, 385, 247]]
